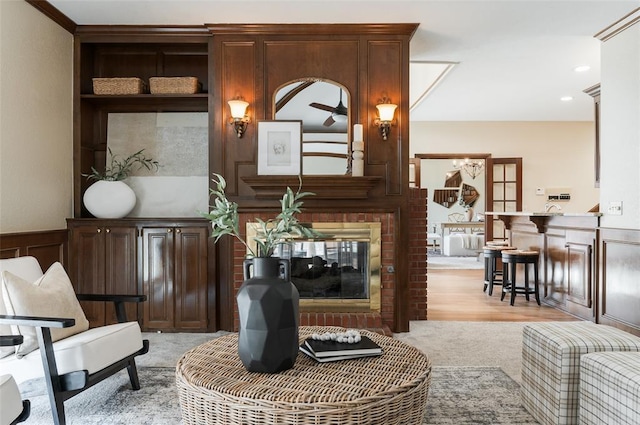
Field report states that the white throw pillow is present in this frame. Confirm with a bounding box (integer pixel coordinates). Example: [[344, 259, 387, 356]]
[[1, 262, 90, 358]]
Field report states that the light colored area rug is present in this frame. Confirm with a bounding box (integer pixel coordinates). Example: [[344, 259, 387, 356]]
[[425, 367, 537, 424], [17, 322, 540, 424], [20, 366, 537, 425], [21, 367, 180, 425], [395, 320, 528, 383]]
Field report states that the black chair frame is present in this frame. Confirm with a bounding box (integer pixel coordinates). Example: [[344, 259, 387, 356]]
[[0, 294, 149, 425]]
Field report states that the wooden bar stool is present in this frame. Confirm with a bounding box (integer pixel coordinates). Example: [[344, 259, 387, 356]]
[[483, 245, 516, 295], [501, 250, 540, 306]]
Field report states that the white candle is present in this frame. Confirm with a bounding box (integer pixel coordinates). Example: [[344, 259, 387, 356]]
[[353, 124, 363, 142]]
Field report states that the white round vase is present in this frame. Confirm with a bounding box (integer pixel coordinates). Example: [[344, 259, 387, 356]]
[[83, 180, 137, 218]]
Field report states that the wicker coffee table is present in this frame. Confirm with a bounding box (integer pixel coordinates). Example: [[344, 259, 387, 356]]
[[176, 326, 432, 425]]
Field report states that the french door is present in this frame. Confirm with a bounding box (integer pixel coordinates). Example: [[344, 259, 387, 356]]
[[489, 158, 523, 242]]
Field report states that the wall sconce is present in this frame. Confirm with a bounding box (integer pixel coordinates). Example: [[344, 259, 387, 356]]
[[228, 99, 250, 138], [373, 100, 397, 141]]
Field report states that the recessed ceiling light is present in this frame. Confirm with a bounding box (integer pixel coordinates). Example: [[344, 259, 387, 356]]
[[561, 96, 574, 102], [574, 65, 591, 72]]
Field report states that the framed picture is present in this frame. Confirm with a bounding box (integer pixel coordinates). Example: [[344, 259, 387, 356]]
[[257, 120, 303, 175]]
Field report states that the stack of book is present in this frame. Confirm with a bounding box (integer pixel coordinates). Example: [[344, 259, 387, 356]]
[[299, 334, 383, 363]]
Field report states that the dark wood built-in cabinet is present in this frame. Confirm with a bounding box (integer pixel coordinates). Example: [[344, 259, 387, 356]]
[[141, 225, 208, 331], [70, 28, 213, 331], [68, 218, 209, 332], [67, 220, 137, 328]]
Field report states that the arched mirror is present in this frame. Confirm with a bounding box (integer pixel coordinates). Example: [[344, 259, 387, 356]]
[[274, 79, 350, 175]]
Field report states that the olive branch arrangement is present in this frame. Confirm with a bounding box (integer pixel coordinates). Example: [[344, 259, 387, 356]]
[[201, 173, 321, 257]]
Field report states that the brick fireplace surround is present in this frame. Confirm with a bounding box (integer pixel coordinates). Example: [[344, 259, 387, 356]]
[[232, 188, 428, 333]]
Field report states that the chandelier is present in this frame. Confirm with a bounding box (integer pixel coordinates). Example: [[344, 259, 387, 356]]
[[453, 158, 485, 179]]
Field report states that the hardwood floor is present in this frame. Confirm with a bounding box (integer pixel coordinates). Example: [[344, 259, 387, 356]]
[[427, 268, 578, 322]]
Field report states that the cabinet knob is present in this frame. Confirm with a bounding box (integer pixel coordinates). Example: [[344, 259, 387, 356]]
[[167, 228, 173, 233], [105, 228, 110, 233], [176, 229, 181, 233], [97, 228, 101, 233]]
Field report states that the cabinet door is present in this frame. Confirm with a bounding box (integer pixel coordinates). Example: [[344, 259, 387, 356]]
[[142, 227, 175, 330], [69, 225, 106, 328], [104, 226, 138, 324], [174, 227, 208, 330]]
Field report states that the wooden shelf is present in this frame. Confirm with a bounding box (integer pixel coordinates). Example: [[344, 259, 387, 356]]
[[80, 93, 208, 111], [241, 175, 382, 200]]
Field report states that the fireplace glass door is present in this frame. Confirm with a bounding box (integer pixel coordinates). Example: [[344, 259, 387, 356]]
[[276, 241, 369, 299], [246, 221, 381, 312]]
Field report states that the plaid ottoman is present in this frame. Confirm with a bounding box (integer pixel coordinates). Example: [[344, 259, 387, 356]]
[[521, 322, 640, 425], [579, 352, 640, 425]]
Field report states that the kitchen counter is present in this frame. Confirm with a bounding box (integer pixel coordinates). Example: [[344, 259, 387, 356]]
[[488, 212, 599, 321], [485, 211, 601, 233], [485, 211, 601, 217]]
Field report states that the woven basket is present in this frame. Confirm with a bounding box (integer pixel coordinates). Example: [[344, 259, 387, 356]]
[[92, 77, 146, 95], [149, 77, 200, 94]]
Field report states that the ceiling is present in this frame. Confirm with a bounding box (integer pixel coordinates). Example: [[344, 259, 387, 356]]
[[47, 0, 639, 122]]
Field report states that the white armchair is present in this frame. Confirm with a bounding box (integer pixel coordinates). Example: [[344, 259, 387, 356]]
[[0, 335, 30, 425], [0, 256, 149, 425]]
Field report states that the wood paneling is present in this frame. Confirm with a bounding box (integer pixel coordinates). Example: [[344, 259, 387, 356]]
[[0, 230, 67, 271], [599, 228, 640, 335], [367, 40, 404, 195], [264, 41, 359, 92], [208, 24, 417, 332], [566, 238, 594, 314], [216, 40, 258, 192]]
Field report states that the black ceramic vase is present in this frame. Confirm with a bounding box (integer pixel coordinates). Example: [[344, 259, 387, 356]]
[[237, 257, 300, 373]]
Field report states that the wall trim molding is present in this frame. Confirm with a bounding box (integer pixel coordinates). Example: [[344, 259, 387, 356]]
[[26, 0, 76, 34], [595, 7, 640, 41]]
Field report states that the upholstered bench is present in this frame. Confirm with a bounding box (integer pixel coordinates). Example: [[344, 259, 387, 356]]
[[579, 351, 640, 425], [521, 322, 640, 425]]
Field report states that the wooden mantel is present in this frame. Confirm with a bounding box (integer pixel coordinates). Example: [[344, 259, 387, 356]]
[[241, 175, 382, 200]]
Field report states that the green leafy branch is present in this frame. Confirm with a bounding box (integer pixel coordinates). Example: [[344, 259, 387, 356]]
[[201, 173, 321, 257], [84, 148, 160, 181]]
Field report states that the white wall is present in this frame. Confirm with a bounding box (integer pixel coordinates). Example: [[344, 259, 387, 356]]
[[599, 18, 640, 229], [0, 1, 73, 232], [410, 121, 600, 214]]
